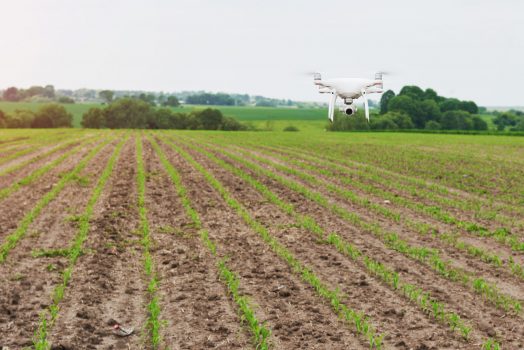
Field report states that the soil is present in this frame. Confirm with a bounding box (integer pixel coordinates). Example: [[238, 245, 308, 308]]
[[2, 132, 523, 350]]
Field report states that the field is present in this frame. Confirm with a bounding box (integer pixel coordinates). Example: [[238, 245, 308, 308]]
[[0, 129, 523, 349]]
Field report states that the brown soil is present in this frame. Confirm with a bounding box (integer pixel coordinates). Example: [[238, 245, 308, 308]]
[[0, 139, 117, 348], [185, 139, 524, 349], [2, 132, 523, 350]]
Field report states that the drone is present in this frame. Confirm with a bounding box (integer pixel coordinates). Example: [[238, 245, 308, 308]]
[[313, 72, 384, 122]]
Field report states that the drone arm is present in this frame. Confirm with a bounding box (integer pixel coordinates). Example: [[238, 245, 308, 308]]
[[328, 91, 337, 122], [361, 89, 369, 122]]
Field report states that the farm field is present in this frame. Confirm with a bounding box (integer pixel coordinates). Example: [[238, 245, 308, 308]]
[[0, 129, 523, 349]]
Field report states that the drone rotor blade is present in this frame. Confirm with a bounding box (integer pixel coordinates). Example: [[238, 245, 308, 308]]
[[361, 89, 369, 122], [328, 92, 337, 122]]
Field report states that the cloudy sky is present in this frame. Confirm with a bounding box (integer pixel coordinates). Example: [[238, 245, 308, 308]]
[[1, 0, 522, 105]]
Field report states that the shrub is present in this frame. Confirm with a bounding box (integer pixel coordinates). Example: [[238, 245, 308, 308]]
[[81, 108, 106, 128], [425, 120, 441, 130], [32, 104, 72, 128], [283, 125, 299, 132]]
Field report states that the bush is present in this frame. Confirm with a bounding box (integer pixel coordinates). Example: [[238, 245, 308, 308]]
[[32, 104, 72, 128], [471, 116, 488, 130], [195, 108, 223, 130], [105, 98, 152, 129], [0, 110, 7, 128], [6, 110, 34, 128], [440, 110, 473, 130], [283, 125, 299, 132], [425, 120, 441, 130], [81, 108, 106, 128], [58, 96, 75, 104], [222, 116, 246, 131]]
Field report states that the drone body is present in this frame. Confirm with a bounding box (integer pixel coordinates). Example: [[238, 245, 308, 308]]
[[313, 73, 384, 122]]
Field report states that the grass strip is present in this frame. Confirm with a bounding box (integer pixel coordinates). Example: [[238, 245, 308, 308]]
[[148, 134, 271, 349], [160, 135, 386, 349], [33, 135, 127, 349], [0, 139, 112, 263]]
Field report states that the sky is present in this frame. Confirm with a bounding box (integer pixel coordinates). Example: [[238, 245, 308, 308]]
[[0, 0, 522, 106]]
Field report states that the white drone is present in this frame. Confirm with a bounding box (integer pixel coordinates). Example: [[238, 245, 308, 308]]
[[313, 72, 384, 122]]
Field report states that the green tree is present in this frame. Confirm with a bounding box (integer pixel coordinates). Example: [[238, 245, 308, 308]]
[[440, 110, 472, 130], [425, 120, 441, 130], [387, 95, 425, 128], [104, 98, 151, 128], [163, 95, 180, 107], [399, 85, 424, 100], [0, 110, 6, 128], [81, 107, 106, 128], [380, 90, 395, 114], [32, 104, 72, 128], [99, 90, 114, 104], [43, 85, 55, 98], [439, 98, 461, 112], [471, 116, 488, 130], [195, 108, 224, 130], [6, 110, 34, 128], [459, 100, 478, 114], [420, 99, 441, 122], [423, 88, 439, 101], [493, 112, 518, 131]]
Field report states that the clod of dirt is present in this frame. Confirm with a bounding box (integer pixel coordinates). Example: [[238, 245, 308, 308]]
[[76, 310, 89, 319], [106, 318, 118, 326]]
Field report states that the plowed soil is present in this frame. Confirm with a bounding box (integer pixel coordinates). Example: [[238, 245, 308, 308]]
[[1, 131, 523, 350]]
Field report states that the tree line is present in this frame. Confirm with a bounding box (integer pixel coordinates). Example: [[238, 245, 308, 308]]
[[329, 85, 496, 131], [0, 104, 73, 128], [81, 98, 249, 130]]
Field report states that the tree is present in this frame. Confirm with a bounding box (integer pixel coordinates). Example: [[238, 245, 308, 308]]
[[379, 90, 395, 114], [58, 96, 75, 104], [3, 87, 20, 101], [195, 108, 224, 130], [6, 110, 34, 128], [439, 98, 461, 113], [399, 85, 425, 100], [493, 112, 518, 131], [104, 98, 151, 128], [440, 110, 472, 130], [387, 95, 425, 128], [419, 99, 441, 123], [43, 85, 55, 98], [471, 116, 488, 130], [163, 95, 180, 107], [459, 101, 478, 114], [423, 88, 438, 101], [99, 90, 114, 104], [81, 108, 106, 128], [425, 120, 441, 130], [0, 110, 6, 128], [32, 104, 73, 128]]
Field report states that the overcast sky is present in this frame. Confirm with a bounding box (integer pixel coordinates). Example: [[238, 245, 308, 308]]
[[1, 0, 522, 105]]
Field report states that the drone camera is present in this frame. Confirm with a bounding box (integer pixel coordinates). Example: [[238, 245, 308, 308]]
[[313, 73, 321, 81], [339, 104, 357, 116]]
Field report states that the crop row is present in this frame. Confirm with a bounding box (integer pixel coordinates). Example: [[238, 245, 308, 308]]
[[160, 135, 386, 349], [136, 136, 163, 348], [0, 138, 113, 262], [148, 135, 271, 349], [33, 136, 127, 349], [176, 137, 482, 340], [270, 143, 524, 221], [186, 136, 522, 315], [0, 135, 95, 178], [232, 144, 524, 280], [0, 137, 102, 201]]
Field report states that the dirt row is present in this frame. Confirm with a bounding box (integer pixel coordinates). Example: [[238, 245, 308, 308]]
[[172, 137, 524, 349]]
